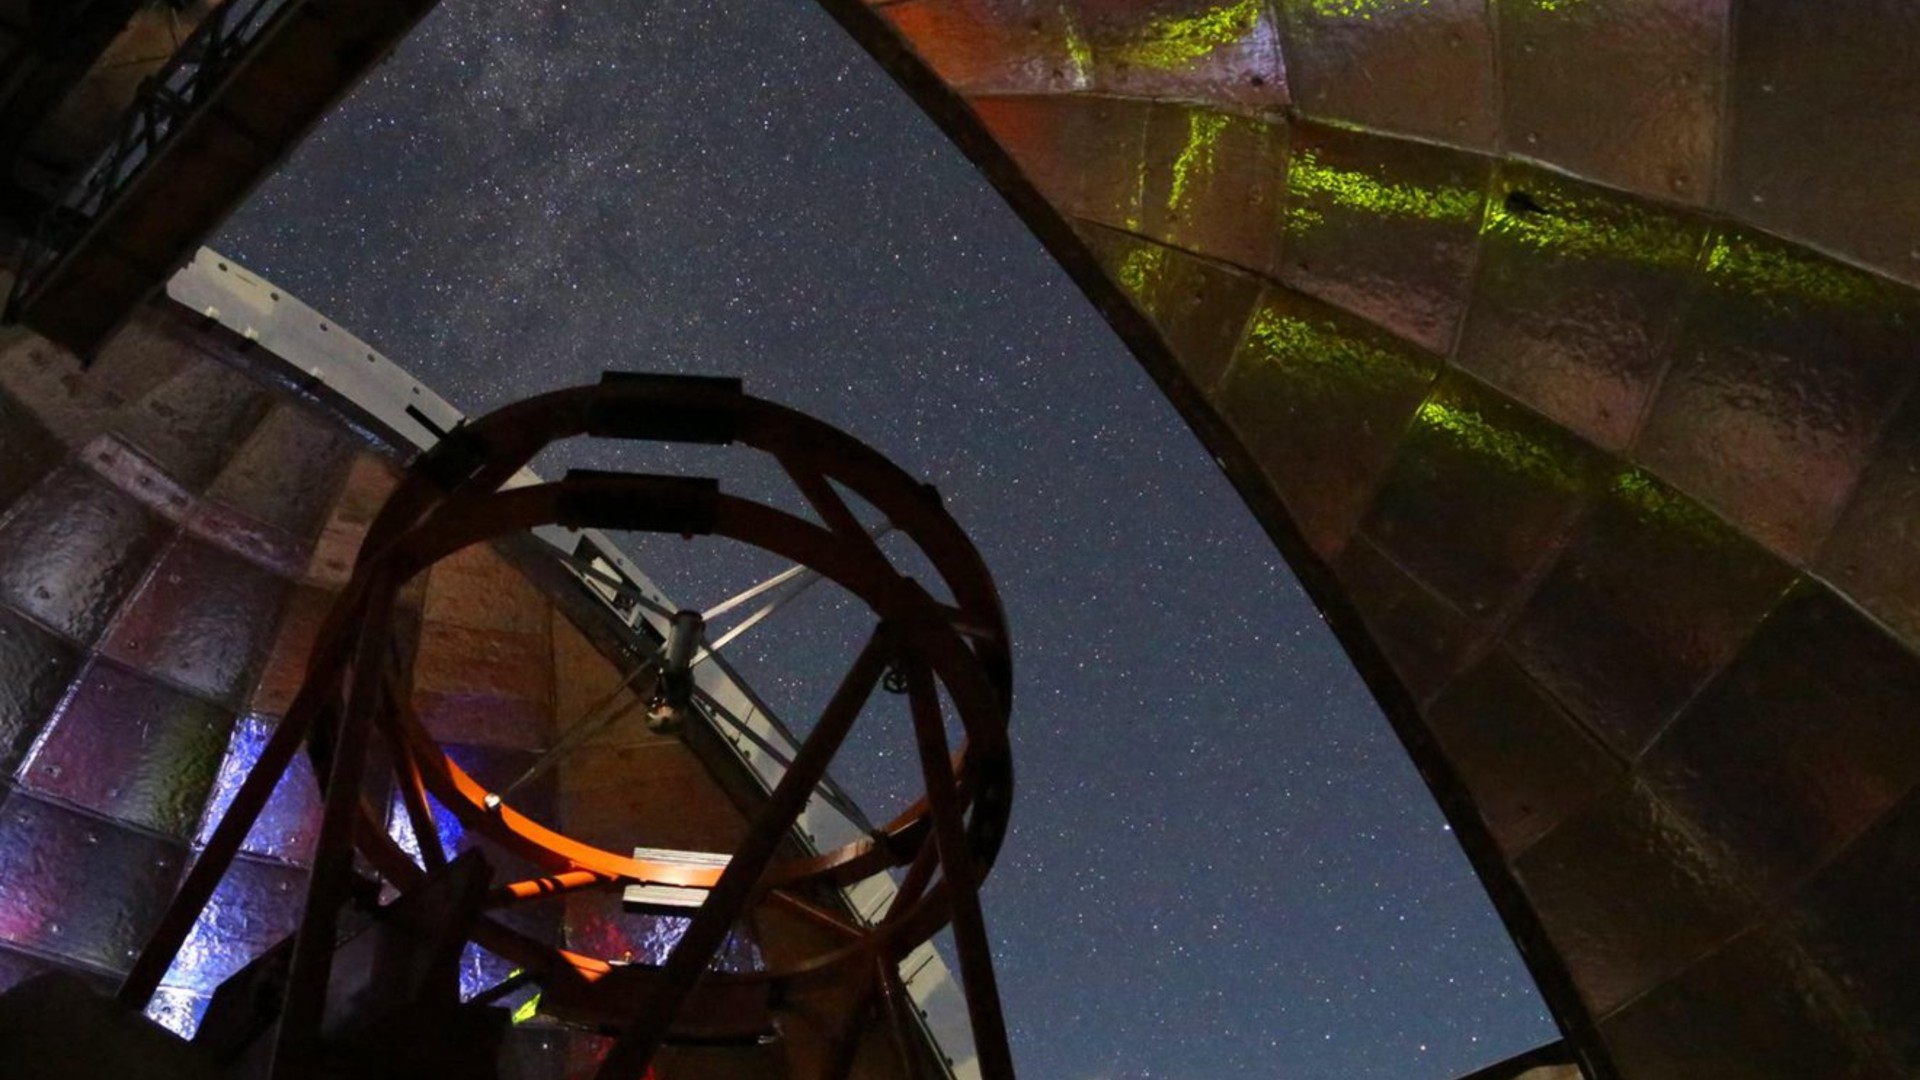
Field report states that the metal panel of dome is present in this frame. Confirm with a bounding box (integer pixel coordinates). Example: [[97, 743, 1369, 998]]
[[2, 0, 1918, 1075], [816, 1, 1920, 1076], [0, 254, 985, 1076]]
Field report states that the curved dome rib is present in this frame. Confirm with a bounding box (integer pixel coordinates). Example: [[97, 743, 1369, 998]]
[[810, 3, 1920, 1078]]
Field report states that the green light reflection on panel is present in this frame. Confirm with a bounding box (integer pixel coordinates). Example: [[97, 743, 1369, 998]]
[[1286, 148, 1480, 234], [1123, 112, 1150, 232], [1703, 231, 1891, 314], [1483, 188, 1700, 273], [510, 991, 542, 1025], [1244, 303, 1426, 397], [1611, 468, 1730, 545], [1116, 242, 1170, 296], [1301, 0, 1434, 20], [1168, 111, 1231, 211], [1063, 15, 1094, 84], [1113, 0, 1264, 70], [1484, 178, 1902, 317], [1414, 395, 1579, 490]]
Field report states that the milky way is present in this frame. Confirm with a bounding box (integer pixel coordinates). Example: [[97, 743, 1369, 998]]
[[216, 1, 1555, 1075]]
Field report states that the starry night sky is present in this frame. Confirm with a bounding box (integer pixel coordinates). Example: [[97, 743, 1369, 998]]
[[217, 1, 1555, 1075]]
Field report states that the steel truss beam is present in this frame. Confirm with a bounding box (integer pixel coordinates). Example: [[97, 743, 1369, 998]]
[[120, 373, 1018, 1080]]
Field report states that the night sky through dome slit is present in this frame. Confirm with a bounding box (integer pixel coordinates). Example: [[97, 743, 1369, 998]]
[[214, 1, 1556, 1075]]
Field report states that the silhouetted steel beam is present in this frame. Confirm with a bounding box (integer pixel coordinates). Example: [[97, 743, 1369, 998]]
[[593, 628, 892, 1080], [906, 653, 1016, 1080], [9, 0, 443, 357], [0, 0, 145, 163]]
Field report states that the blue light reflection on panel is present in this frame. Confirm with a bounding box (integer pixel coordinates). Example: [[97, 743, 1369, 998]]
[[195, 713, 322, 864], [160, 855, 305, 996], [144, 985, 212, 1039], [383, 787, 467, 867], [459, 941, 519, 1002]]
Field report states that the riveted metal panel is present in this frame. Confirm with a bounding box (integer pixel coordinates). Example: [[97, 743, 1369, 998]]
[[1597, 924, 1900, 1080], [101, 535, 288, 707], [0, 603, 83, 772], [424, 542, 554, 639], [411, 622, 554, 752], [1277, 0, 1498, 149], [1331, 536, 1481, 703], [1722, 0, 1920, 288], [1504, 468, 1793, 759], [1497, 0, 1729, 205], [0, 464, 170, 646], [143, 986, 212, 1040], [112, 356, 272, 493], [0, 791, 185, 973], [1634, 229, 1920, 563], [0, 319, 185, 450], [1427, 651, 1623, 858], [21, 659, 237, 838], [1138, 104, 1285, 275], [1818, 391, 1920, 653], [1361, 373, 1603, 623], [1457, 165, 1707, 452], [1789, 787, 1920, 1071], [1514, 782, 1756, 1017], [1080, 225, 1263, 393], [247, 584, 334, 720], [0, 942, 95, 995], [195, 713, 324, 865], [160, 854, 306, 994], [204, 401, 357, 546], [1640, 585, 1920, 897], [1278, 122, 1492, 354], [972, 94, 1152, 230], [882, 0, 1092, 95], [1069, 0, 1287, 111], [1216, 284, 1438, 556], [0, 388, 64, 515]]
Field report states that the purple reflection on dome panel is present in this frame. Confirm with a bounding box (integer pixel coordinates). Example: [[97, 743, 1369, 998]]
[[0, 792, 184, 973], [25, 659, 237, 838], [102, 536, 288, 708], [458, 941, 519, 1003]]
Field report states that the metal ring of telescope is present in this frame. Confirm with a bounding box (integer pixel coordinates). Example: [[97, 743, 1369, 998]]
[[300, 374, 1013, 1010]]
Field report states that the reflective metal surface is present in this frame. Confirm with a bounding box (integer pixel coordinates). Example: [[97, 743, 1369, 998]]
[[0, 282, 978, 1075], [1, 0, 1914, 1074], [831, 1, 1920, 1075]]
